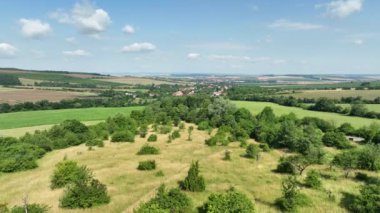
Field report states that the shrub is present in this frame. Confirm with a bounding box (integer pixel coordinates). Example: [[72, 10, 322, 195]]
[[179, 122, 185, 130], [111, 131, 135, 142], [60, 178, 110, 209], [171, 130, 181, 140], [245, 144, 260, 160], [259, 143, 271, 152], [200, 188, 255, 213], [159, 125, 172, 134], [322, 131, 351, 149], [138, 160, 156, 171], [135, 184, 192, 212], [85, 139, 104, 147], [0, 203, 8, 213], [139, 126, 148, 138], [223, 150, 232, 161], [275, 157, 296, 174], [275, 176, 310, 212], [50, 160, 92, 189], [10, 204, 49, 213], [344, 184, 380, 213], [304, 170, 322, 189], [180, 161, 205, 192], [147, 134, 158, 142], [198, 121, 210, 130], [155, 170, 165, 177], [137, 145, 160, 155]]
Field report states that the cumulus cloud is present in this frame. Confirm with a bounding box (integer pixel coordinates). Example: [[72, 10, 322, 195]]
[[122, 25, 135, 34], [323, 0, 364, 18], [0, 43, 17, 57], [19, 19, 52, 38], [121, 42, 156, 53], [269, 19, 325, 30], [51, 0, 111, 35], [187, 53, 200, 59], [63, 49, 91, 57]]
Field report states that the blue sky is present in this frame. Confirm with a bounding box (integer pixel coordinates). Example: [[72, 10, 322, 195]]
[[0, 0, 378, 75]]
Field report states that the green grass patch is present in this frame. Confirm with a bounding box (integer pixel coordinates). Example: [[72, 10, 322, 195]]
[[233, 101, 380, 128], [0, 106, 143, 130]]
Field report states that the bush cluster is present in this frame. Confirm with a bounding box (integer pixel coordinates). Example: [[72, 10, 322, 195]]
[[137, 160, 156, 171]]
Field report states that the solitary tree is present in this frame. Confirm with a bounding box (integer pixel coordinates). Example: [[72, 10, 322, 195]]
[[187, 126, 194, 141], [180, 161, 205, 192]]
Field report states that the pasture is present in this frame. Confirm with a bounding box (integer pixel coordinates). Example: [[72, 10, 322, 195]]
[[0, 124, 374, 213], [233, 101, 380, 128], [283, 89, 380, 100], [0, 106, 143, 130]]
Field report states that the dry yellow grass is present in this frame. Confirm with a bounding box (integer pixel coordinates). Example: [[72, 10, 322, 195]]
[[0, 124, 378, 212]]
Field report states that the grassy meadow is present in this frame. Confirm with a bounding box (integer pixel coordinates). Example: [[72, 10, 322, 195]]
[[283, 89, 380, 100], [0, 124, 375, 212], [233, 101, 380, 128], [0, 106, 143, 130]]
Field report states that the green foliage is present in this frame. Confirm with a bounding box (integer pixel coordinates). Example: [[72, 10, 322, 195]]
[[155, 170, 165, 177], [10, 204, 49, 213], [200, 188, 255, 213], [50, 160, 92, 189], [0, 142, 45, 173], [180, 161, 205, 192], [223, 150, 232, 161], [333, 150, 359, 177], [60, 178, 110, 209], [137, 160, 156, 171], [135, 184, 192, 213], [276, 157, 296, 174], [322, 131, 351, 149], [0, 74, 21, 86], [245, 144, 260, 160], [171, 130, 181, 140], [147, 134, 158, 142], [85, 139, 104, 147], [159, 125, 172, 134], [187, 126, 194, 141], [197, 121, 210, 130], [259, 143, 271, 152], [304, 170, 322, 189], [137, 145, 160, 155], [0, 203, 8, 213], [111, 131, 135, 142], [139, 125, 148, 138], [343, 184, 380, 213], [275, 176, 310, 212], [178, 122, 185, 130]]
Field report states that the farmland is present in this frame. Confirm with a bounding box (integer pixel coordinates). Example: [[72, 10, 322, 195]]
[[281, 89, 380, 100], [233, 101, 380, 128], [1, 124, 375, 213], [96, 76, 177, 85], [0, 88, 96, 104], [0, 106, 143, 130]]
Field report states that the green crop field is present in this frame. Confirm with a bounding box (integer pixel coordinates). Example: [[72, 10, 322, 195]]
[[0, 106, 143, 130], [233, 101, 380, 128], [281, 89, 380, 100]]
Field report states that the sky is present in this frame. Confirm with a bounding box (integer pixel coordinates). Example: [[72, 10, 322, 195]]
[[0, 0, 379, 75]]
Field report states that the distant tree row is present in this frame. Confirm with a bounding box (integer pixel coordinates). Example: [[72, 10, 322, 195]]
[[0, 74, 21, 86]]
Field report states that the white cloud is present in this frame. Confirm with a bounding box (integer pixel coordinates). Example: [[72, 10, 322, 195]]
[[121, 42, 156, 53], [269, 19, 325, 30], [122, 25, 135, 34], [0, 43, 17, 57], [354, 39, 364, 45], [187, 53, 200, 59], [51, 0, 111, 35], [63, 49, 91, 57], [65, 37, 77, 43], [19, 19, 52, 38], [323, 0, 364, 18]]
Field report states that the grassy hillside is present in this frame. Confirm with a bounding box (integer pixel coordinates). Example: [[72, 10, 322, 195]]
[[233, 101, 380, 128], [0, 106, 143, 130], [0, 125, 374, 212], [338, 104, 380, 112]]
